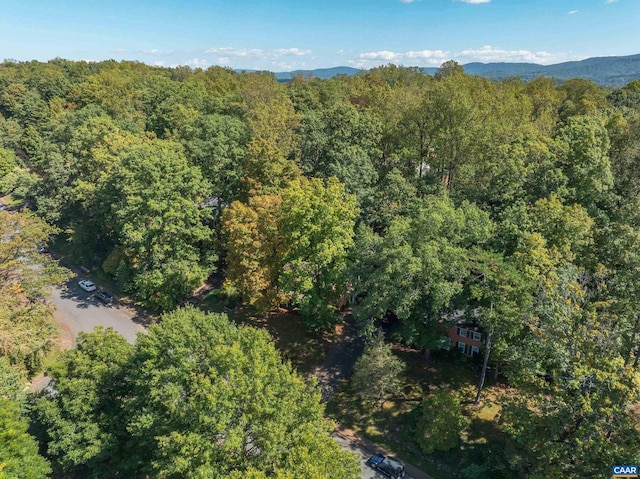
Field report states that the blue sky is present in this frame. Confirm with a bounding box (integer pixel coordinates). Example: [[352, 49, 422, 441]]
[[0, 0, 638, 71]]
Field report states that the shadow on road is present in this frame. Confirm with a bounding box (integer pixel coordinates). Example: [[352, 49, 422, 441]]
[[56, 276, 152, 328], [333, 432, 407, 479], [58, 277, 93, 309]]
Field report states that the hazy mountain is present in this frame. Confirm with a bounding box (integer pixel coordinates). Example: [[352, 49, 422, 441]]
[[274, 67, 362, 80], [236, 67, 362, 80], [264, 54, 640, 86]]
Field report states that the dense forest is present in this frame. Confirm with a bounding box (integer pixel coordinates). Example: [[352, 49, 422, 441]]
[[2, 58, 640, 478]]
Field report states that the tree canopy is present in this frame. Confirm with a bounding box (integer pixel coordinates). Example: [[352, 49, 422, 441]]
[[1, 58, 640, 476], [34, 308, 359, 478]]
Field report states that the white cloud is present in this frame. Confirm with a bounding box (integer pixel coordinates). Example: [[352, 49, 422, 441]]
[[355, 49, 449, 67], [605, 0, 618, 3], [568, 9, 578, 14], [153, 61, 164, 67], [352, 45, 576, 68], [273, 48, 312, 56], [272, 60, 308, 71], [400, 0, 415, 3], [203, 47, 311, 60], [216, 57, 230, 66], [204, 47, 263, 57], [456, 0, 491, 3], [359, 50, 404, 61], [455, 45, 571, 65], [405, 49, 449, 61], [142, 49, 175, 55], [185, 58, 208, 68]]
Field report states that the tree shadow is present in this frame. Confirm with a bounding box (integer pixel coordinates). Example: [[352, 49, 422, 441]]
[[58, 277, 93, 309], [466, 415, 505, 444]]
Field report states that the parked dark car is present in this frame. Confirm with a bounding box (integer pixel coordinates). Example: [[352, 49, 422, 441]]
[[95, 291, 113, 304], [369, 454, 406, 478]]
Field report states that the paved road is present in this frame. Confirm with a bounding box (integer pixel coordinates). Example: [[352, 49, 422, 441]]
[[30, 275, 146, 392], [50, 275, 146, 346], [332, 433, 414, 479]]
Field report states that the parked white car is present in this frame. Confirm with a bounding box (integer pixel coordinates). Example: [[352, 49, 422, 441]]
[[78, 279, 96, 292]]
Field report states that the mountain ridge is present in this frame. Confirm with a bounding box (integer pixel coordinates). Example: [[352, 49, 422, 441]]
[[245, 54, 640, 86]]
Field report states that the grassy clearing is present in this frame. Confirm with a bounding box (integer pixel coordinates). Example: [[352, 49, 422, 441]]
[[200, 290, 339, 374], [327, 345, 509, 479]]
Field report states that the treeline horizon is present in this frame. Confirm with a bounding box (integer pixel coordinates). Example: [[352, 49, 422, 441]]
[[1, 57, 640, 477]]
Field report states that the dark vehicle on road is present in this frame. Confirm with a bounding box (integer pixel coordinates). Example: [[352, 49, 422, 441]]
[[95, 291, 113, 304], [369, 454, 406, 478]]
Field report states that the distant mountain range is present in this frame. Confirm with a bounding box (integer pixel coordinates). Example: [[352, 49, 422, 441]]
[[240, 54, 640, 86]]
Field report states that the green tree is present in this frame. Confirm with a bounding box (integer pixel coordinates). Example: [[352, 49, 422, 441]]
[[352, 193, 493, 350], [240, 138, 301, 197], [297, 102, 381, 204], [175, 112, 250, 205], [415, 389, 470, 454], [0, 398, 51, 479], [529, 195, 594, 264], [363, 167, 417, 232], [0, 147, 17, 179], [463, 251, 532, 404], [0, 211, 69, 374], [105, 140, 215, 309], [435, 60, 465, 79], [223, 177, 358, 328], [0, 358, 24, 401], [351, 336, 405, 408], [428, 74, 493, 189], [559, 78, 609, 119], [78, 67, 146, 131], [34, 310, 359, 478], [124, 307, 358, 478], [33, 328, 134, 477], [239, 72, 299, 157], [0, 114, 23, 151], [501, 266, 640, 477], [525, 76, 563, 135], [0, 83, 49, 127], [555, 115, 614, 215], [279, 177, 358, 328], [504, 292, 640, 477]]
